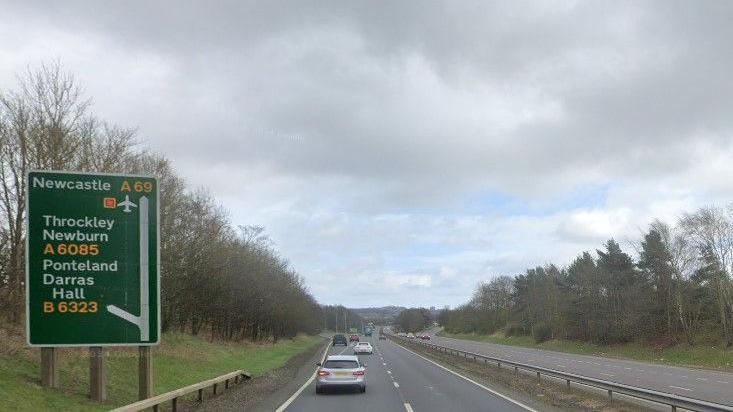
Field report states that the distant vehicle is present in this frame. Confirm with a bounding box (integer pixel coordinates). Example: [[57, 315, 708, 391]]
[[354, 342, 373, 354], [378, 335, 387, 340], [332, 334, 348, 346], [349, 334, 360, 342], [420, 334, 430, 340], [364, 329, 372, 337], [407, 333, 415, 339], [398, 332, 406, 337], [316, 355, 366, 394]]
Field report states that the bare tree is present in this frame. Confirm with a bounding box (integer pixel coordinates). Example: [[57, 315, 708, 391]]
[[680, 207, 733, 346]]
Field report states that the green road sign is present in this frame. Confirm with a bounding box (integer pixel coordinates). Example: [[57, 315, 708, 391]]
[[26, 171, 159, 346]]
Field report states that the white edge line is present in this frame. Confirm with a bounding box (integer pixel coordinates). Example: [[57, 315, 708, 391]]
[[275, 341, 331, 412], [669, 385, 692, 392], [392, 340, 538, 412], [404, 403, 414, 412]]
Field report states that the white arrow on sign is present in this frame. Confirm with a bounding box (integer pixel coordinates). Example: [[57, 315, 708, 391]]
[[107, 195, 150, 341]]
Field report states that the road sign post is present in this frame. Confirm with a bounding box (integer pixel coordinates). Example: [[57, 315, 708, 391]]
[[41, 347, 59, 388], [90, 347, 106, 401], [139, 346, 153, 400], [26, 170, 160, 399]]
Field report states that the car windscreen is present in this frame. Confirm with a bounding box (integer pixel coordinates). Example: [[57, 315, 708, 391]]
[[357, 343, 369, 346], [323, 360, 359, 369]]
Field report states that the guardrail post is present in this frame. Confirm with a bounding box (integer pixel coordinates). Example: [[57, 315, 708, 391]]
[[171, 397, 177, 412], [514, 366, 518, 374], [671, 406, 676, 412], [198, 388, 203, 402], [608, 389, 612, 400], [213, 383, 218, 395], [536, 371, 541, 383], [225, 378, 229, 389], [497, 362, 501, 369], [566, 379, 570, 388]]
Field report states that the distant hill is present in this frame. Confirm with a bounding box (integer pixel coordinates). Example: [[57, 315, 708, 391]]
[[350, 306, 406, 324]]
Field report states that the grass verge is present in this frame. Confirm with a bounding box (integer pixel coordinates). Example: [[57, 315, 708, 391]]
[[0, 322, 323, 412], [438, 330, 733, 372]]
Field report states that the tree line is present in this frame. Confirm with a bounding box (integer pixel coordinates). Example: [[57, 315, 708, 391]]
[[321, 305, 364, 333], [395, 308, 433, 333], [0, 62, 324, 341], [439, 207, 733, 347]]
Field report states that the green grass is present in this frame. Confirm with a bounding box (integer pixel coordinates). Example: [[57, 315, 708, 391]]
[[0, 331, 323, 411], [438, 330, 733, 371]]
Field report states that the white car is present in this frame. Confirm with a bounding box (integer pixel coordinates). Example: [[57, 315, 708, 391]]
[[316, 355, 366, 393], [353, 342, 373, 354], [407, 333, 415, 339]]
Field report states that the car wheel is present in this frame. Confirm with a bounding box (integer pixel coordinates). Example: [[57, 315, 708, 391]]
[[360, 386, 366, 393], [316, 386, 323, 394]]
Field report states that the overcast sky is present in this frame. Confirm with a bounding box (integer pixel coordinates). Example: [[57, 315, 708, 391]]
[[3, 1, 733, 308]]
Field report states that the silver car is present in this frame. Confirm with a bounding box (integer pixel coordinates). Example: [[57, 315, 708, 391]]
[[354, 342, 373, 354], [316, 355, 366, 393]]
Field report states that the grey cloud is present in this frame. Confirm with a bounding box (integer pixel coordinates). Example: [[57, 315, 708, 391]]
[[4, 1, 733, 305]]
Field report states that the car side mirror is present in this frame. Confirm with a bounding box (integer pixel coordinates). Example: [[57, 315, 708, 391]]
[[316, 362, 321, 366]]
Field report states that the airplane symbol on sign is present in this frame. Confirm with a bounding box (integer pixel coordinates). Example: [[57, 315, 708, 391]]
[[118, 195, 137, 213]]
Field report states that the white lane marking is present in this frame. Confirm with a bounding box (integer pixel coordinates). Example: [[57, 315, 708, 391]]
[[275, 342, 331, 412], [383, 363, 387, 366], [669, 385, 692, 392], [599, 373, 615, 377], [392, 342, 537, 412], [394, 382, 400, 388], [556, 364, 567, 368], [696, 378, 708, 381], [404, 403, 414, 412], [717, 380, 730, 384]]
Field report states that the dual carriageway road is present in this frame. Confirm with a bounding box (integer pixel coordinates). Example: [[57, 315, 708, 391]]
[[280, 334, 535, 412], [427, 333, 733, 406]]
